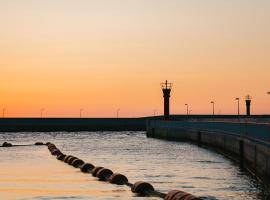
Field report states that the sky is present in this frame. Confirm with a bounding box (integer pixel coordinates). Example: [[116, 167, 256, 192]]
[[0, 0, 269, 117]]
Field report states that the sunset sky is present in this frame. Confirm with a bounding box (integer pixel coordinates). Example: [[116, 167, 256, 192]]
[[0, 0, 269, 117]]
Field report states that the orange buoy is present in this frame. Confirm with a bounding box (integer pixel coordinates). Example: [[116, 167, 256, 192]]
[[109, 173, 128, 185], [68, 157, 78, 165], [96, 168, 113, 181], [165, 190, 200, 200], [80, 163, 95, 173], [57, 154, 66, 161], [71, 159, 85, 168], [131, 181, 155, 196], [92, 167, 104, 177]]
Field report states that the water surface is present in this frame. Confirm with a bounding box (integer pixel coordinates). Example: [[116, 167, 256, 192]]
[[0, 131, 269, 200]]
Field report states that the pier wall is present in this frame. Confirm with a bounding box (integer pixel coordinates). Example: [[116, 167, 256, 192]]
[[0, 118, 146, 132], [147, 120, 270, 186]]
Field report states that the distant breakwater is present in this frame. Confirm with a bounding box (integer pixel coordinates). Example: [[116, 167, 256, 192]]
[[0, 115, 270, 132], [0, 118, 146, 132]]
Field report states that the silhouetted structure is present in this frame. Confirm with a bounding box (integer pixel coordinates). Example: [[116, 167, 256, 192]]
[[161, 80, 172, 120], [245, 95, 251, 116]]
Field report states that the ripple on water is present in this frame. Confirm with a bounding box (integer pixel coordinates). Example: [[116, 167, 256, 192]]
[[0, 131, 269, 200]]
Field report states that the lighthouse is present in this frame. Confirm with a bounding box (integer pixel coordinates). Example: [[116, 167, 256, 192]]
[[161, 80, 172, 120]]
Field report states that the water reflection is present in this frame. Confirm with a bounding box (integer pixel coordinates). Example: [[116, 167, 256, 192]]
[[0, 131, 269, 200]]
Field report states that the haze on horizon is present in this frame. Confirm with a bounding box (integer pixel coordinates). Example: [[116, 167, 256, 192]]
[[0, 0, 269, 117]]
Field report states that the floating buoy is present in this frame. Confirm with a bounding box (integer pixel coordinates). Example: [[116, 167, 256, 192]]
[[63, 155, 73, 162], [47, 144, 56, 148], [71, 159, 84, 168], [131, 181, 155, 196], [80, 163, 95, 173], [57, 154, 66, 161], [51, 149, 61, 156], [92, 167, 104, 177], [68, 157, 78, 165], [96, 168, 113, 181], [65, 156, 76, 163], [164, 190, 200, 200], [2, 142, 12, 147], [45, 143, 201, 200], [48, 146, 56, 151], [109, 173, 128, 185]]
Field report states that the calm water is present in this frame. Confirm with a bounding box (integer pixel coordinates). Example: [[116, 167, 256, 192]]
[[0, 131, 269, 200]]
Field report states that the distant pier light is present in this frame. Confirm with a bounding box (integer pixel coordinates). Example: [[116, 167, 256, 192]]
[[245, 95, 252, 116], [185, 104, 189, 115], [235, 97, 240, 116], [116, 108, 120, 118], [2, 108, 6, 118], [153, 109, 157, 117], [80, 108, 84, 118], [40, 108, 45, 118], [161, 80, 172, 120], [210, 101, 215, 115]]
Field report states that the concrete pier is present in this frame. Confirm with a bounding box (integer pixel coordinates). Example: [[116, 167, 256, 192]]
[[147, 120, 270, 187], [0, 118, 146, 132]]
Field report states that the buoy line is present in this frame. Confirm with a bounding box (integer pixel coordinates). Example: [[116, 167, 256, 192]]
[[46, 142, 203, 200]]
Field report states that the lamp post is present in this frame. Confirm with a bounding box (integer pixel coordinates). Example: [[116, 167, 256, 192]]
[[210, 101, 215, 115], [116, 108, 120, 118], [153, 109, 157, 117], [2, 108, 6, 118], [185, 104, 189, 115], [80, 108, 84, 118], [235, 97, 240, 116], [40, 109, 44, 118]]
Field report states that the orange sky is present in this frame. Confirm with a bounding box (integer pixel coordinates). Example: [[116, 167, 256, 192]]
[[0, 0, 270, 117]]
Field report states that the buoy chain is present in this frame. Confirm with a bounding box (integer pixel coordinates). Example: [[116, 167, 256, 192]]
[[1, 141, 46, 147], [46, 142, 202, 200]]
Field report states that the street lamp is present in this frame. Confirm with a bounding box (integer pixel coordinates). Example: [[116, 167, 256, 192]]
[[185, 104, 189, 115], [40, 109, 44, 118], [80, 108, 84, 118], [235, 97, 240, 116], [116, 108, 120, 118], [210, 101, 215, 115], [153, 109, 157, 116], [2, 108, 6, 118]]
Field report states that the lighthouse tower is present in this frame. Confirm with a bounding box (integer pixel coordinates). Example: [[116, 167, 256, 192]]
[[245, 95, 251, 116], [161, 80, 172, 120]]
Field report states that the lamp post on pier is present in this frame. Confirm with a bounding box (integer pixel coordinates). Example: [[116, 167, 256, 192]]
[[210, 101, 215, 115], [116, 108, 120, 118], [40, 109, 44, 118], [185, 104, 189, 116], [2, 108, 6, 118], [80, 108, 84, 118], [153, 109, 157, 117], [235, 97, 240, 116]]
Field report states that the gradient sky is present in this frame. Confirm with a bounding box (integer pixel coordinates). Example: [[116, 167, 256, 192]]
[[0, 0, 269, 117]]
